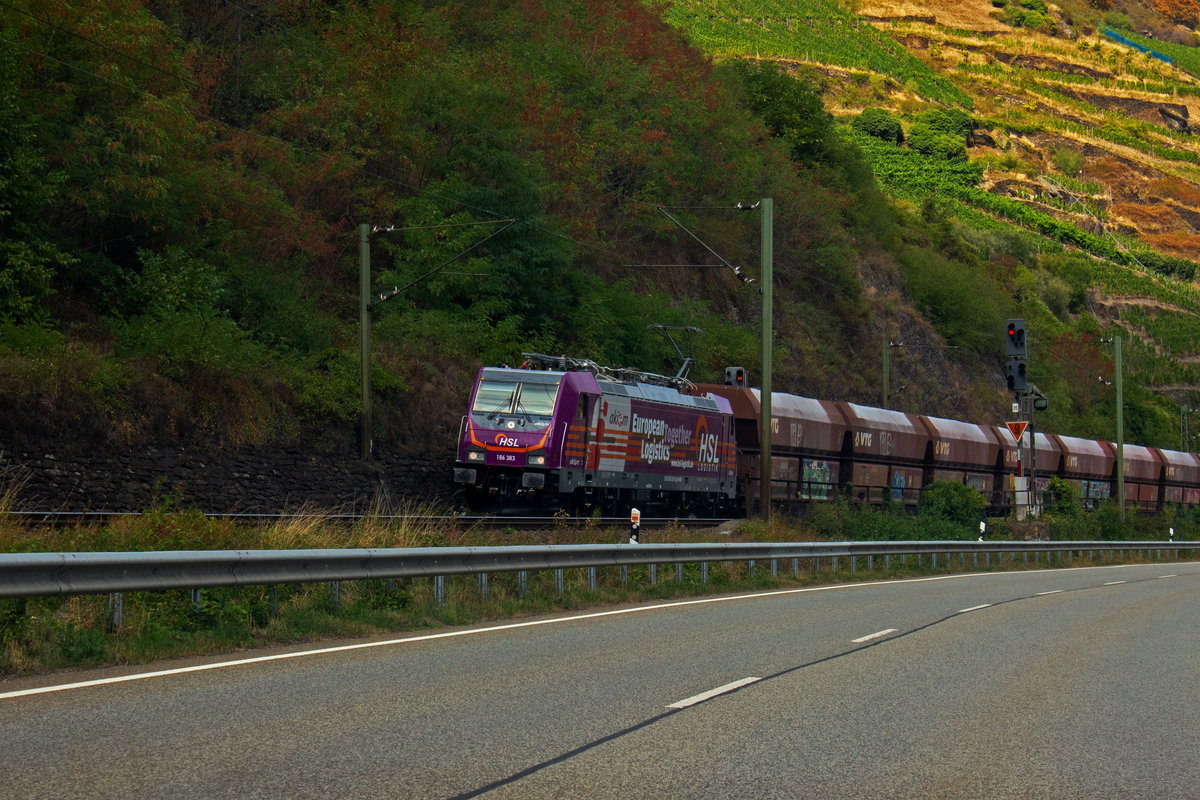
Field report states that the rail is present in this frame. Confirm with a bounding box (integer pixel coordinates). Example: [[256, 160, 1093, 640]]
[[1, 540, 1196, 599], [0, 510, 731, 529]]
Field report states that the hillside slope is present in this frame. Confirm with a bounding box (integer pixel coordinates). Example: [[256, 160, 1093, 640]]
[[3, 0, 1200, 516], [666, 0, 1200, 448]]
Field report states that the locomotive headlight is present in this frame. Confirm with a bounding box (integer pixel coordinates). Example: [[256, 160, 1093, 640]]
[[527, 452, 546, 466], [466, 449, 485, 462]]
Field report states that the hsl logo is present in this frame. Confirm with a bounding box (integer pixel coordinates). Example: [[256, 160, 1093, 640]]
[[493, 434, 520, 448]]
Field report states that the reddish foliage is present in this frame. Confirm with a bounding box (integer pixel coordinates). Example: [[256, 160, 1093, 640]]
[[1154, 0, 1200, 26]]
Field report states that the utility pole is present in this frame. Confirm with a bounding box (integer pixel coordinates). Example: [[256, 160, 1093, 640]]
[[1115, 334, 1125, 519], [760, 197, 773, 522], [360, 223, 372, 460], [882, 339, 890, 410]]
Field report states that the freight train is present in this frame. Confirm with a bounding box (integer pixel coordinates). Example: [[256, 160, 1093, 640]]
[[452, 354, 1200, 515]]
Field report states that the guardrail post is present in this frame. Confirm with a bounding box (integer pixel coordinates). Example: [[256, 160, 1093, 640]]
[[589, 567, 597, 592], [932, 554, 937, 569], [649, 564, 657, 585], [519, 570, 528, 597], [556, 568, 565, 595], [867, 555, 873, 572], [793, 558, 799, 577], [479, 573, 488, 601], [771, 558, 778, 577], [985, 552, 991, 568], [850, 556, 857, 573], [884, 554, 890, 570], [748, 559, 755, 578], [107, 592, 123, 630], [832, 556, 838, 572], [329, 581, 340, 609], [676, 563, 684, 582], [620, 565, 628, 586], [434, 575, 445, 606], [191, 588, 202, 611]]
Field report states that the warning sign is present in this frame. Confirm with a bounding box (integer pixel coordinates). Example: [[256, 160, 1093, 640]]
[[1006, 421, 1029, 441]]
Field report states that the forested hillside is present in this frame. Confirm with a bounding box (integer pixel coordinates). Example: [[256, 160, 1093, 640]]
[[2, 0, 1199, 476]]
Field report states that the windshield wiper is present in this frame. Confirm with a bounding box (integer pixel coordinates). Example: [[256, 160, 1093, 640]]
[[485, 389, 517, 421]]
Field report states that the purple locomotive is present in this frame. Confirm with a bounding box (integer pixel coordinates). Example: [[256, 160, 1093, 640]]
[[452, 353, 737, 514]]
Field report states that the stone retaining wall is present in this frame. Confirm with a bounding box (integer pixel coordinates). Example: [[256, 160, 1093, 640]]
[[0, 444, 456, 514]]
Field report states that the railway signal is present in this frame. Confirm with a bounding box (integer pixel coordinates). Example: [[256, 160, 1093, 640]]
[[725, 366, 746, 386], [1005, 319, 1027, 396], [1006, 318, 1027, 358]]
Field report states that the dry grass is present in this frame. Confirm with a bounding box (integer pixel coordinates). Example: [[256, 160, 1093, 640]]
[[1110, 202, 1191, 233], [854, 0, 1010, 31], [1142, 230, 1200, 261]]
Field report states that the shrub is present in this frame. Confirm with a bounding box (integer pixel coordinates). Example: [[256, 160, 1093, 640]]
[[916, 108, 975, 139], [1044, 476, 1082, 516], [851, 108, 904, 144], [908, 124, 967, 160], [919, 481, 986, 530], [1052, 147, 1084, 176]]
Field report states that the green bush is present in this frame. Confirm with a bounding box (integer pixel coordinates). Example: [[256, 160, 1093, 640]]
[[908, 125, 967, 160], [915, 108, 975, 139], [1043, 476, 1082, 517], [919, 481, 986, 530], [851, 108, 904, 144]]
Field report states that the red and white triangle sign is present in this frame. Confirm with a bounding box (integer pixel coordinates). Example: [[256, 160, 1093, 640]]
[[1006, 421, 1029, 442]]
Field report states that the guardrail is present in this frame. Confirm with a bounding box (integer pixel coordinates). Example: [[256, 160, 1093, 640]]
[[2, 540, 1197, 600]]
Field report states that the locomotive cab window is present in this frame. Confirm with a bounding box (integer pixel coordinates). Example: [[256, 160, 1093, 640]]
[[471, 369, 562, 429]]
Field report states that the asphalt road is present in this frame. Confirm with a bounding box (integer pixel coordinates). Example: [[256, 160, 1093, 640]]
[[2, 562, 1197, 799]]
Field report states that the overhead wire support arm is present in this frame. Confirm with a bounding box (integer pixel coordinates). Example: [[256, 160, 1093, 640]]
[[371, 219, 517, 310], [656, 205, 757, 286]]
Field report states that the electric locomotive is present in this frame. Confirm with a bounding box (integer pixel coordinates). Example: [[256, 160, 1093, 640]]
[[452, 353, 737, 514]]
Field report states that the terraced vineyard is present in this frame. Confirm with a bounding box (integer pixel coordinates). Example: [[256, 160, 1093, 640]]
[[666, 0, 1200, 435]]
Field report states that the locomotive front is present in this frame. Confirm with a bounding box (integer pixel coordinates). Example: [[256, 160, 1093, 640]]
[[453, 367, 572, 509]]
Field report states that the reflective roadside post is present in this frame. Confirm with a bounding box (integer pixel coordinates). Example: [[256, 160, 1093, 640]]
[[630, 508, 641, 544]]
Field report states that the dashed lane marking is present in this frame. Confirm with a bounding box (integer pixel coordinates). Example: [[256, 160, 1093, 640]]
[[667, 677, 762, 709]]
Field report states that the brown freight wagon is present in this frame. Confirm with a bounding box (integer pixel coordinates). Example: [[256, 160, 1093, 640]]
[[1157, 447, 1200, 508], [836, 402, 929, 506], [1052, 434, 1115, 510]]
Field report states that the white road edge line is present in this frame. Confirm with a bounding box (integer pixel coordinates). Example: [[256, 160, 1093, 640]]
[[958, 603, 992, 613], [1104, 581, 1127, 586], [668, 677, 762, 709], [4, 564, 1195, 701], [852, 628, 898, 644], [1036, 590, 1064, 596], [1159, 574, 1177, 579]]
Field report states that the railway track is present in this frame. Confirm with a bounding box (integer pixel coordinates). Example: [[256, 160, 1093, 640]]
[[2, 510, 737, 531]]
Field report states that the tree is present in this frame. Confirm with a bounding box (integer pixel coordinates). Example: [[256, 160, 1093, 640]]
[[0, 37, 72, 319], [724, 59, 835, 161]]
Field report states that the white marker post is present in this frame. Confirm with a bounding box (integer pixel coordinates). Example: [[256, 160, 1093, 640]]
[[629, 508, 641, 544]]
